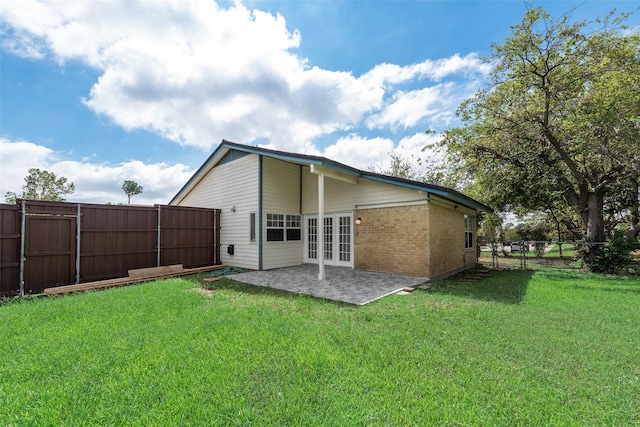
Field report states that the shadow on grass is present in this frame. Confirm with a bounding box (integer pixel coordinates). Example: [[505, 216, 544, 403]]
[[428, 269, 534, 304]]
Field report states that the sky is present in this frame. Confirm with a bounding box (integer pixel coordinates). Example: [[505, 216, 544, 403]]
[[1, 0, 638, 205]]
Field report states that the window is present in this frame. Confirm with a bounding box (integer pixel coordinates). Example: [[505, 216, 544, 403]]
[[267, 213, 284, 241], [464, 214, 474, 249], [249, 212, 256, 242], [286, 214, 301, 241], [266, 213, 301, 242]]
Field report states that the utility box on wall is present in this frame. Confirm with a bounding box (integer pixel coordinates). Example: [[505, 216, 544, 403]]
[[227, 245, 234, 256]]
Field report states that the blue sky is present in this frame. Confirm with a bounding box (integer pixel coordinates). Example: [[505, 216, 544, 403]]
[[1, 0, 638, 205]]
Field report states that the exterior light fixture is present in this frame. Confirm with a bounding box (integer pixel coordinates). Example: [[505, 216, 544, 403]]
[[355, 217, 362, 225]]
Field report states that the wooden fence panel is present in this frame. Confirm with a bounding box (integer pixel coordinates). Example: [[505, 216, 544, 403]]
[[80, 204, 159, 283], [24, 215, 76, 294], [0, 204, 20, 297], [160, 206, 219, 268]]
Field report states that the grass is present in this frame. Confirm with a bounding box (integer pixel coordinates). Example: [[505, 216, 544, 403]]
[[542, 243, 577, 258], [1, 267, 639, 426]]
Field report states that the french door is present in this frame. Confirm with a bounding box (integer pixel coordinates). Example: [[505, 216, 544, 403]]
[[304, 213, 353, 267]]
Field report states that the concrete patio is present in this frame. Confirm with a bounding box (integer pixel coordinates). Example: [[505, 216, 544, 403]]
[[229, 264, 429, 305]]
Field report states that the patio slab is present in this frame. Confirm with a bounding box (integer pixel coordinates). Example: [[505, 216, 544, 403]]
[[228, 264, 429, 305]]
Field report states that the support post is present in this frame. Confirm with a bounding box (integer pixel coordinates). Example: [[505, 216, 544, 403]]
[[19, 200, 26, 297], [318, 173, 325, 280], [75, 204, 81, 284], [157, 205, 162, 267]]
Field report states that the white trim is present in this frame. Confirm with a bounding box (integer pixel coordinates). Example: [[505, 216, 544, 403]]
[[355, 199, 428, 210], [310, 164, 359, 185]]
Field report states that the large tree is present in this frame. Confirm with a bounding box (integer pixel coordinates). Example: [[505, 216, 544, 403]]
[[442, 7, 640, 263], [4, 168, 75, 203]]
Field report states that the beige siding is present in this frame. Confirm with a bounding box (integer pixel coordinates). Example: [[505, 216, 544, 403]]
[[179, 154, 259, 269], [262, 157, 304, 269], [301, 166, 426, 214]]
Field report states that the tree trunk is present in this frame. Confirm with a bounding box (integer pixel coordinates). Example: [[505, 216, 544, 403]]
[[624, 223, 640, 241], [583, 191, 605, 264], [586, 191, 605, 241], [625, 179, 640, 241], [569, 190, 606, 265]]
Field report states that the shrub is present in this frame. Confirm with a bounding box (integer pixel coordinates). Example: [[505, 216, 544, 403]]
[[585, 232, 633, 274]]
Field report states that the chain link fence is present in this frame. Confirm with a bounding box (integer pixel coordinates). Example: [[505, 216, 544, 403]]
[[479, 241, 591, 270]]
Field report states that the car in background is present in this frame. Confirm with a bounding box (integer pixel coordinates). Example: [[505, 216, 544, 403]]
[[510, 242, 525, 253]]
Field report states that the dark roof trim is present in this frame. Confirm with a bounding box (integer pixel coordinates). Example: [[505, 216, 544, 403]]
[[170, 140, 494, 213]]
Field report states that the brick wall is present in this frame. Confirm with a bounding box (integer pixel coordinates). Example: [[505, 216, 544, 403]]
[[353, 202, 477, 279], [354, 204, 430, 277], [428, 203, 476, 279]]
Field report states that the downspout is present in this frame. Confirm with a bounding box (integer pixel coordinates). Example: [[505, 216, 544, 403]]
[[299, 165, 303, 214], [19, 200, 26, 297], [258, 155, 263, 270]]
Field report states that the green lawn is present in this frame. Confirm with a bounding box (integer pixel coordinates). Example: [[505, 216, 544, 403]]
[[542, 243, 577, 258], [1, 268, 639, 426]]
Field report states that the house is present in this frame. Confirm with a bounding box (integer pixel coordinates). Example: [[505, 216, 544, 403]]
[[170, 140, 493, 280]]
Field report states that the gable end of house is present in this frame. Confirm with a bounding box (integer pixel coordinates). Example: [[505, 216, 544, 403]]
[[217, 149, 250, 167]]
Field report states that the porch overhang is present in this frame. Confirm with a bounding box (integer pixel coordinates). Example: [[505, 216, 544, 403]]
[[310, 164, 359, 185]]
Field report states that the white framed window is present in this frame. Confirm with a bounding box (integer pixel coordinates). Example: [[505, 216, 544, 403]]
[[464, 214, 474, 249], [266, 213, 301, 242], [286, 214, 301, 241]]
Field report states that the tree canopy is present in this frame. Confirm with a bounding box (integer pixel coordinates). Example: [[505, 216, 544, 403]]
[[442, 7, 640, 262], [4, 168, 75, 203], [122, 180, 143, 204]]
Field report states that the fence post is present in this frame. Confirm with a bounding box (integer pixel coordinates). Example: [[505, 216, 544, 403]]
[[76, 204, 81, 284], [157, 205, 161, 267], [19, 200, 26, 297]]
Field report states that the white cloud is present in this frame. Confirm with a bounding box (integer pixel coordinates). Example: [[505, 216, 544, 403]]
[[0, 139, 53, 196], [0, 139, 192, 205], [361, 53, 491, 88], [0, 0, 380, 151], [0, 0, 491, 156], [322, 135, 394, 171], [366, 79, 481, 131]]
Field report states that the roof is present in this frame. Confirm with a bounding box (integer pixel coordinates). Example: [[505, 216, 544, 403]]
[[170, 140, 494, 213]]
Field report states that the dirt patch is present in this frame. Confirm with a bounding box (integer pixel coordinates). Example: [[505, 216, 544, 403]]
[[190, 287, 215, 297]]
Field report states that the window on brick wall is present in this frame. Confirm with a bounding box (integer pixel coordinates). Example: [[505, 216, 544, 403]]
[[464, 214, 474, 249]]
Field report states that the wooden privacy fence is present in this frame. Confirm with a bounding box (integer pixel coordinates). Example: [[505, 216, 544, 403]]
[[0, 200, 221, 296]]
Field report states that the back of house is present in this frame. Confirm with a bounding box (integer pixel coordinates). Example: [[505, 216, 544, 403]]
[[170, 140, 493, 280]]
